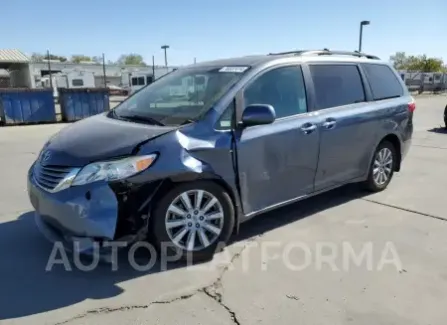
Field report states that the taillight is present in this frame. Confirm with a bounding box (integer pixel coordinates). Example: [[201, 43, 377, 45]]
[[408, 100, 416, 113]]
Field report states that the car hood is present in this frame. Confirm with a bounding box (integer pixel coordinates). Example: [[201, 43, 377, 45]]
[[42, 113, 176, 166]]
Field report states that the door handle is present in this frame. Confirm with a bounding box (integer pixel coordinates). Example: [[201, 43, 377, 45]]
[[300, 123, 317, 134], [322, 119, 336, 129]]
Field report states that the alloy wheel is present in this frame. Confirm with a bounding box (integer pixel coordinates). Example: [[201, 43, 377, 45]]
[[165, 190, 224, 251], [373, 147, 393, 186]]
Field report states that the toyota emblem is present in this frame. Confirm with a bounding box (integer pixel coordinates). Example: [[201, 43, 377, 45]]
[[41, 150, 52, 163]]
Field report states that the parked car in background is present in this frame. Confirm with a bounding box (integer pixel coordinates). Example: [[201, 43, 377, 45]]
[[28, 49, 414, 261], [107, 84, 129, 96]]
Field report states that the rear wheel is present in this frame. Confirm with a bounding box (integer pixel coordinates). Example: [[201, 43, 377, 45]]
[[363, 141, 396, 192], [151, 181, 235, 262]]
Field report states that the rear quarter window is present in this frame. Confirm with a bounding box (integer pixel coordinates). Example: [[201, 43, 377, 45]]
[[363, 64, 404, 100]]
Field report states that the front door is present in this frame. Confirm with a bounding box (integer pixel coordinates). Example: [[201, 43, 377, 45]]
[[236, 65, 320, 215], [308, 64, 379, 190]]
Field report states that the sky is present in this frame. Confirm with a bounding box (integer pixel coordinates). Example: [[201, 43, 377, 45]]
[[3, 0, 447, 66]]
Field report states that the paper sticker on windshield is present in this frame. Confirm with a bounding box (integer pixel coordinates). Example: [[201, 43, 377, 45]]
[[219, 66, 249, 73]]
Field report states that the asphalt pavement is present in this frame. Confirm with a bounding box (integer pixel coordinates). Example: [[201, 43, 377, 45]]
[[0, 95, 446, 325]]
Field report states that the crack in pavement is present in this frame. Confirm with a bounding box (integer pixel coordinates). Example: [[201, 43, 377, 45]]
[[53, 294, 196, 325], [412, 144, 447, 150], [285, 294, 300, 301], [52, 236, 260, 325], [361, 198, 447, 222], [196, 237, 260, 325], [201, 287, 241, 325]]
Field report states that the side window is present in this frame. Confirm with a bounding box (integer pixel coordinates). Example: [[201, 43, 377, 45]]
[[244, 66, 307, 119], [217, 100, 235, 130], [72, 79, 84, 87], [363, 64, 404, 100], [310, 65, 365, 110]]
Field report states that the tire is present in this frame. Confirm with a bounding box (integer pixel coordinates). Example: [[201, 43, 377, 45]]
[[151, 180, 235, 262], [444, 105, 447, 129], [363, 141, 397, 192]]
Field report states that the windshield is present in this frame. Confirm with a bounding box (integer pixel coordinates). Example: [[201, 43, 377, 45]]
[[113, 66, 249, 126]]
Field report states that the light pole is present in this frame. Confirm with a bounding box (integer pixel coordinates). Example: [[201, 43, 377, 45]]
[[358, 20, 370, 52], [46, 50, 53, 90], [102, 53, 107, 87], [161, 45, 169, 69]]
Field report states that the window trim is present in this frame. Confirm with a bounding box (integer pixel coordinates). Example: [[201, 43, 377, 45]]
[[236, 63, 309, 122], [304, 62, 371, 111]]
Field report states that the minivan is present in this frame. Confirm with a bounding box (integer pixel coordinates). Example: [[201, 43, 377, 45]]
[[28, 49, 414, 261]]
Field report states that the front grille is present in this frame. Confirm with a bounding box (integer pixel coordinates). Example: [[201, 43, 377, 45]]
[[33, 163, 73, 191]]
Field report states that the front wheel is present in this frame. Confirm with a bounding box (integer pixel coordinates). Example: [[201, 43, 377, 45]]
[[151, 181, 235, 262], [363, 141, 397, 192]]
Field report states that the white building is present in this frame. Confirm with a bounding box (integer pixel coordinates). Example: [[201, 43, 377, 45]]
[[0, 49, 177, 88], [0, 49, 35, 88], [30, 61, 176, 88]]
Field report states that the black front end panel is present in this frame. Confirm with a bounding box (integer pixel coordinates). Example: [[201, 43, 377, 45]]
[[109, 180, 163, 240]]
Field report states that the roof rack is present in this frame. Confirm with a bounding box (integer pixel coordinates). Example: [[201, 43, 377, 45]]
[[268, 49, 380, 60]]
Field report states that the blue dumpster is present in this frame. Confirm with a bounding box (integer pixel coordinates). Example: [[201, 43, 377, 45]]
[[0, 88, 56, 126], [58, 88, 110, 122]]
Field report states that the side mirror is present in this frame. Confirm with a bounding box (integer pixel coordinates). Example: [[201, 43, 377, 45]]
[[241, 104, 276, 127]]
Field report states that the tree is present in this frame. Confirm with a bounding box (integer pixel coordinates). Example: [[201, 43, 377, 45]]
[[92, 56, 103, 64], [117, 53, 146, 66], [31, 52, 67, 62], [70, 55, 92, 63], [390, 52, 445, 72], [390, 52, 408, 70], [53, 55, 68, 62], [31, 53, 44, 62], [412, 56, 444, 72]]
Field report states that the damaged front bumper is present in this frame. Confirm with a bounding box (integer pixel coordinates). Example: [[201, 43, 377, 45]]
[[27, 166, 157, 261]]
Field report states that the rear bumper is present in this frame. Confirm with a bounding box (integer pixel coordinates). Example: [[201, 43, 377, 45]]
[[401, 115, 413, 161], [402, 138, 412, 160]]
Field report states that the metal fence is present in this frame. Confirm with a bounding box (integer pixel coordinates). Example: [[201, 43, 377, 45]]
[[398, 71, 447, 94]]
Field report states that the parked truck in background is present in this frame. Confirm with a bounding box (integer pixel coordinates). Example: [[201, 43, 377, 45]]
[[129, 73, 154, 94], [39, 70, 95, 97]]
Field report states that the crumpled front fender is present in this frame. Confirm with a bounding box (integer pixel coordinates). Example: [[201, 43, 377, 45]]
[[128, 127, 242, 222]]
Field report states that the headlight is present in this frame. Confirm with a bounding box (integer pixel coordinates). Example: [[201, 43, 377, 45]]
[[72, 154, 157, 186]]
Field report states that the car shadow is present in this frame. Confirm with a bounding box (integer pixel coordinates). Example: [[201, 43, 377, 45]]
[[0, 184, 368, 321], [427, 127, 447, 134], [0, 212, 188, 321], [231, 184, 366, 243]]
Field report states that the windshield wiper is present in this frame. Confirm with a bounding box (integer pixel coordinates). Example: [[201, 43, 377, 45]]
[[118, 114, 165, 126]]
